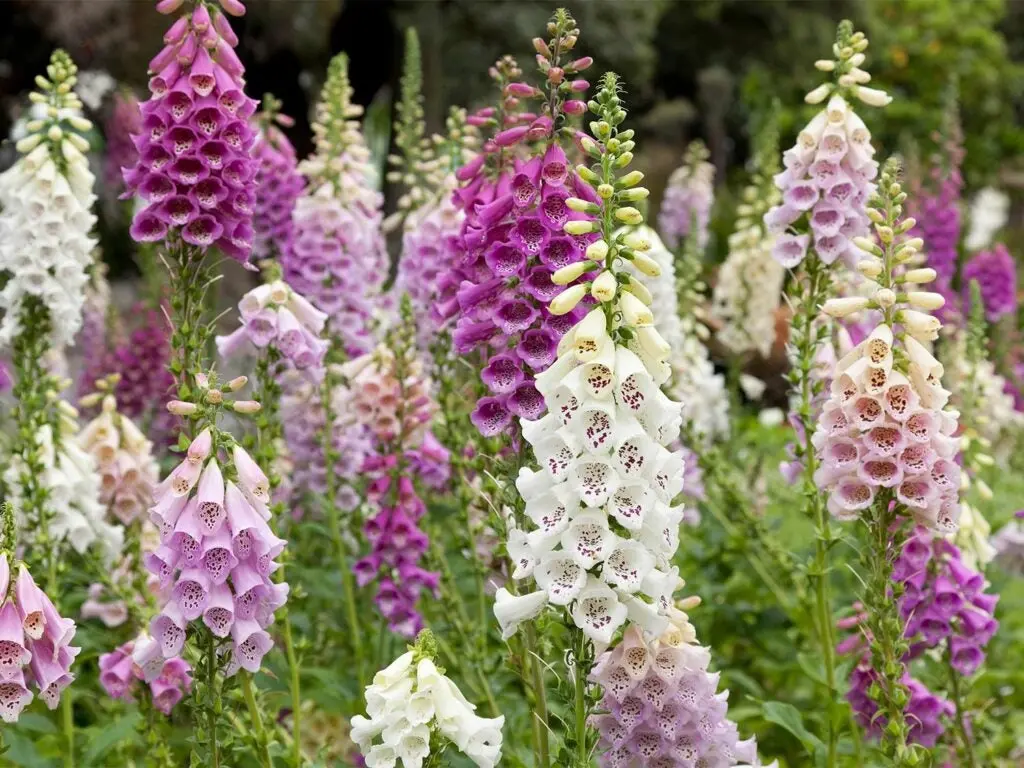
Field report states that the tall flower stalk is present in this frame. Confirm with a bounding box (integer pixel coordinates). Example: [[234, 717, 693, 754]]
[[817, 157, 961, 764], [765, 22, 890, 765]]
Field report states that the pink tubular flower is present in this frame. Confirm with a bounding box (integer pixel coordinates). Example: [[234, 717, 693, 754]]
[[146, 435, 288, 676], [123, 1, 257, 263], [435, 140, 596, 437], [590, 625, 761, 768], [99, 636, 192, 714], [251, 116, 304, 261], [0, 555, 80, 722]]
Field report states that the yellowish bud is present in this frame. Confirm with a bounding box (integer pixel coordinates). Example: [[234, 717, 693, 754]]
[[549, 283, 588, 316]]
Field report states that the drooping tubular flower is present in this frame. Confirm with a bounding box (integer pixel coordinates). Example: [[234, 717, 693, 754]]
[[122, 0, 257, 263], [251, 96, 304, 262], [347, 325, 448, 637], [0, 551, 80, 722], [814, 161, 962, 532], [764, 26, 890, 269], [893, 527, 999, 676], [0, 50, 97, 348], [435, 32, 597, 438], [961, 244, 1017, 323], [659, 140, 715, 252], [494, 73, 690, 647], [216, 278, 329, 380], [713, 123, 786, 359], [147, 426, 288, 675], [350, 631, 505, 768], [99, 635, 192, 714], [77, 385, 160, 525], [104, 90, 142, 206], [627, 225, 729, 443], [590, 613, 769, 768], [282, 53, 389, 356]]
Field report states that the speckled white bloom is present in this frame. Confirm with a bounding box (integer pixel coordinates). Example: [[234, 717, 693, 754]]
[[0, 141, 97, 348], [5, 420, 123, 565], [351, 651, 505, 768], [628, 226, 729, 442]]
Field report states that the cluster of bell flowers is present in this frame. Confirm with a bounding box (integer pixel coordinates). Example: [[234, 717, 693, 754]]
[[813, 172, 962, 533], [626, 226, 729, 443], [77, 384, 160, 526], [712, 150, 786, 360], [659, 141, 714, 253], [350, 632, 504, 768], [251, 104, 304, 262], [215, 279, 329, 381], [0, 50, 97, 349], [764, 27, 889, 270], [4, 397, 124, 565], [0, 552, 80, 723], [494, 74, 692, 648]]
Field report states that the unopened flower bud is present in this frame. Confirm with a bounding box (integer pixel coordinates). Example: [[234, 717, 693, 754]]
[[78, 392, 102, 408], [814, 60, 836, 72], [565, 196, 598, 213], [205, 389, 224, 404], [564, 220, 597, 236], [618, 170, 644, 188], [624, 276, 652, 306], [195, 372, 210, 390], [586, 239, 609, 262], [620, 187, 649, 202], [619, 291, 653, 327], [822, 296, 869, 318], [549, 283, 588, 316], [225, 376, 248, 392], [852, 236, 883, 256], [805, 83, 832, 104], [901, 268, 936, 284], [855, 86, 891, 107], [900, 309, 941, 340], [167, 400, 198, 416], [232, 400, 262, 414], [15, 134, 42, 154], [614, 207, 643, 226], [597, 184, 614, 199], [623, 232, 650, 252], [874, 288, 896, 308], [591, 270, 618, 302], [630, 252, 661, 277], [906, 292, 945, 311], [857, 259, 883, 278]]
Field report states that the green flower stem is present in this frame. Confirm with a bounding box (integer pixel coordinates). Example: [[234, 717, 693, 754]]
[[241, 671, 274, 768], [945, 640, 978, 768], [524, 623, 551, 768], [790, 255, 840, 766], [62, 690, 74, 768], [319, 366, 365, 689], [206, 629, 221, 768]]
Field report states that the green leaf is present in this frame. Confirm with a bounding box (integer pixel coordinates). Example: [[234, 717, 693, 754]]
[[81, 711, 141, 767], [761, 700, 824, 756], [16, 712, 59, 734]]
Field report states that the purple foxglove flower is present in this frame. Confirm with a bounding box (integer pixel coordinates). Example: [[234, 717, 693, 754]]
[[962, 244, 1017, 322]]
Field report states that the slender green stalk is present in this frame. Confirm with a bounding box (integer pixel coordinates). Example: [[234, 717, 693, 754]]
[[946, 640, 979, 767], [241, 672, 274, 768], [524, 624, 551, 768], [206, 630, 221, 768], [574, 650, 588, 767], [62, 691, 74, 768]]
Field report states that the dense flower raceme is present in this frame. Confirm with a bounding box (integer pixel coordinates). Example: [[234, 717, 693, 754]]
[[394, 180, 464, 351], [345, 346, 448, 637], [494, 322, 688, 645], [251, 112, 304, 261], [437, 144, 600, 437], [104, 91, 142, 204], [893, 527, 999, 676], [146, 432, 287, 675], [4, 419, 124, 565], [350, 643, 505, 768], [216, 279, 329, 381], [659, 142, 714, 253], [712, 171, 786, 359], [0, 553, 80, 723], [0, 56, 97, 348], [629, 226, 729, 442], [963, 187, 1009, 252], [279, 370, 374, 512], [765, 95, 880, 269], [282, 53, 390, 356], [122, 0, 257, 263], [77, 392, 160, 525], [961, 244, 1017, 323], [99, 635, 192, 714], [591, 622, 768, 768]]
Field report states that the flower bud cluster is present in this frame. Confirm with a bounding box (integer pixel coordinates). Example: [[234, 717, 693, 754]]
[[123, 0, 257, 261], [0, 50, 98, 348], [813, 160, 962, 532], [146, 397, 288, 676], [78, 383, 160, 525], [216, 279, 329, 380], [0, 552, 80, 722], [590, 620, 769, 768], [350, 634, 505, 768], [251, 98, 304, 261], [765, 24, 888, 269], [659, 141, 714, 252], [282, 53, 389, 355], [495, 73, 691, 647], [99, 635, 192, 714]]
